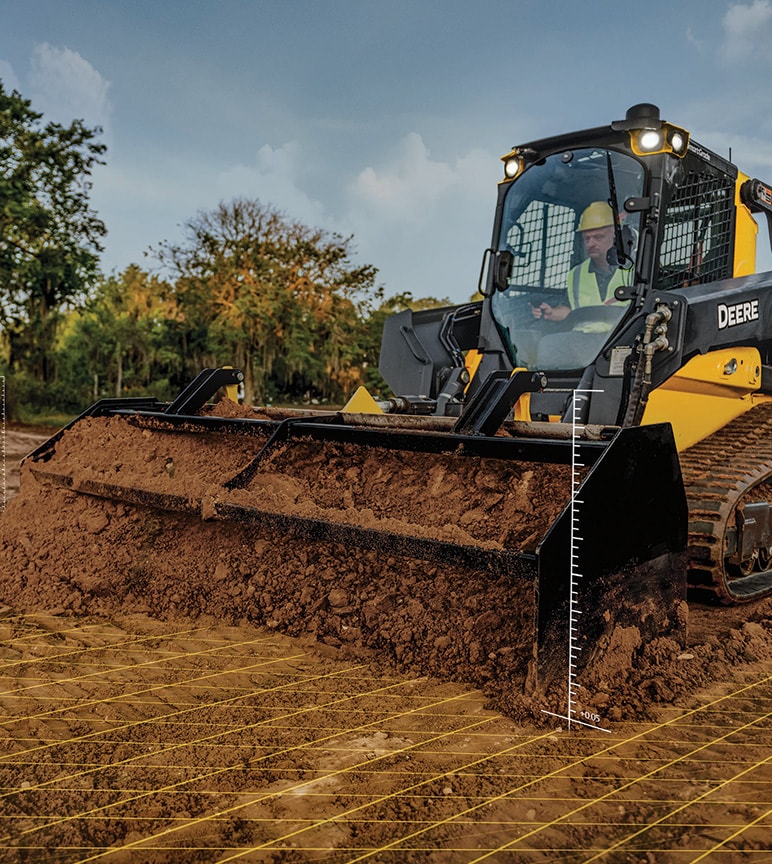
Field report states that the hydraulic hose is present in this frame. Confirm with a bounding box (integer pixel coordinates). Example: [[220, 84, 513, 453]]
[[620, 304, 671, 427]]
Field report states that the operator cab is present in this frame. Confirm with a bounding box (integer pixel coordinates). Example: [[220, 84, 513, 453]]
[[490, 147, 644, 371], [379, 105, 747, 426], [478, 104, 741, 425]]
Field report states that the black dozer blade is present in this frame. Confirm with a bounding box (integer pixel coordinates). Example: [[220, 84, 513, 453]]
[[19, 372, 688, 708]]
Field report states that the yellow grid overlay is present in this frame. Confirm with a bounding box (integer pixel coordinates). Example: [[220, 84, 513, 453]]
[[0, 611, 769, 862]]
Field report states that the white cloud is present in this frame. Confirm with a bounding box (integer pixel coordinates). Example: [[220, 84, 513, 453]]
[[96, 129, 502, 304], [350, 133, 493, 226], [0, 60, 21, 93], [344, 133, 500, 301], [216, 141, 327, 227], [721, 0, 772, 63], [699, 129, 772, 175], [27, 42, 112, 136], [212, 135, 502, 303], [93, 143, 332, 272], [685, 27, 705, 51]]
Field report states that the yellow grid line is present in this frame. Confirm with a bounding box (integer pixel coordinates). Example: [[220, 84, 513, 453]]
[[0, 622, 293, 650], [4, 744, 765, 772], [4, 656, 302, 674], [5, 721, 768, 761], [0, 651, 313, 763], [579, 751, 772, 862], [0, 623, 211, 673], [14, 843, 772, 856], [0, 632, 282, 703], [0, 669, 416, 696], [4, 670, 469, 847], [2, 812, 765, 829], [0, 699, 482, 731], [0, 656, 365, 807], [67, 708, 538, 863], [3, 649, 768, 712], [314, 676, 771, 864], [4, 776, 770, 800], [464, 701, 771, 863], [0, 648, 308, 734], [4, 789, 770, 814], [3, 613, 769, 863], [0, 788, 772, 808], [13, 720, 769, 752], [688, 805, 772, 863], [0, 620, 108, 644], [2, 635, 317, 659]]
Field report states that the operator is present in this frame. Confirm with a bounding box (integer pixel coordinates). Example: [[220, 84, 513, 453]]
[[531, 201, 630, 322]]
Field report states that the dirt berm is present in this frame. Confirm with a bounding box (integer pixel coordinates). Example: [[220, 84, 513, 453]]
[[1, 408, 768, 721]]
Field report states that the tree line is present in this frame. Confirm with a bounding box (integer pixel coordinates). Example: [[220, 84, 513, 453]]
[[0, 82, 447, 419]]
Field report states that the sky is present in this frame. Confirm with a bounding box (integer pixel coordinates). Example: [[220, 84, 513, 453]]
[[2, 0, 772, 304]]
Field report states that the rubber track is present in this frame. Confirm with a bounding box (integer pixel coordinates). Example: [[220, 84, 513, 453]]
[[679, 401, 772, 604]]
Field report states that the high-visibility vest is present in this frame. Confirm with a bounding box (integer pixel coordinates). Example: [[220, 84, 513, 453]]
[[567, 259, 631, 309]]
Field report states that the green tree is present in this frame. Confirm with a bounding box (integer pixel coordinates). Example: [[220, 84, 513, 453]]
[[0, 81, 106, 381], [156, 198, 379, 404], [58, 265, 181, 403]]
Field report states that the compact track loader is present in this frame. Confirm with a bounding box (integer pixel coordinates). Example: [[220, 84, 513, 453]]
[[8, 104, 772, 708]]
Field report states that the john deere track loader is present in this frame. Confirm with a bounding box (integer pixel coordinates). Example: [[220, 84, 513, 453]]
[[6, 104, 772, 709]]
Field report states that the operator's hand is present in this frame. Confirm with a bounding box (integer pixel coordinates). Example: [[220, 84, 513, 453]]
[[532, 302, 570, 322]]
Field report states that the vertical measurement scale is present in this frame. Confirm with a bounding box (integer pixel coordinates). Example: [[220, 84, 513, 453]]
[[543, 389, 610, 733]]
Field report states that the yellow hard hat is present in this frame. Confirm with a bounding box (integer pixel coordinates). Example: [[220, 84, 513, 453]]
[[577, 201, 614, 232]]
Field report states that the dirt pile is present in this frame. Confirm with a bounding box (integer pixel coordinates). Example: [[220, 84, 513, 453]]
[[0, 414, 566, 708], [1, 412, 769, 722], [2, 424, 55, 501], [0, 476, 541, 701], [29, 414, 568, 549]]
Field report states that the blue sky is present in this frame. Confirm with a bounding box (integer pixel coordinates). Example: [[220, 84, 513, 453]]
[[2, 0, 772, 302]]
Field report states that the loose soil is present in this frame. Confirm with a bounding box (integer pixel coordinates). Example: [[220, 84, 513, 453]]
[[0, 413, 690, 715], [0, 421, 770, 861], [2, 424, 53, 502]]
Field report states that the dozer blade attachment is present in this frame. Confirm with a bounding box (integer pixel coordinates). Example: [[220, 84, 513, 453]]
[[8, 394, 687, 715], [536, 423, 688, 697]]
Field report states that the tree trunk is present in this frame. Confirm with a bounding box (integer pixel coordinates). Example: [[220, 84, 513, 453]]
[[115, 344, 123, 397], [242, 346, 255, 405]]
